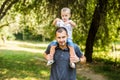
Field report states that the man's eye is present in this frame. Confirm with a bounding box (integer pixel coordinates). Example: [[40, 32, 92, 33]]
[[62, 36, 65, 38]]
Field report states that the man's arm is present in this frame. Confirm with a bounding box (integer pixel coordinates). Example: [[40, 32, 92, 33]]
[[70, 44, 86, 64], [43, 43, 53, 61], [79, 55, 86, 64], [70, 55, 86, 64], [44, 53, 53, 61]]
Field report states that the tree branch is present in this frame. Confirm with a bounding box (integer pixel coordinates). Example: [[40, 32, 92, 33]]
[[0, 0, 10, 14], [0, 0, 19, 20]]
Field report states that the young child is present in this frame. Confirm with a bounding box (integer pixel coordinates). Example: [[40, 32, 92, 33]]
[[47, 7, 77, 68]]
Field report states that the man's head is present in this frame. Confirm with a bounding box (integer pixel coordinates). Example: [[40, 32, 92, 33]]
[[55, 27, 68, 47], [61, 7, 71, 22]]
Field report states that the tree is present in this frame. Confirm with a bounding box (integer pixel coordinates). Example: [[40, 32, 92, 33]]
[[85, 0, 108, 62], [0, 0, 19, 21], [0, 0, 119, 63]]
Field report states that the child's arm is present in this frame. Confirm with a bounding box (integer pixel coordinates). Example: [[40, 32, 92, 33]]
[[52, 18, 61, 26], [69, 20, 76, 27]]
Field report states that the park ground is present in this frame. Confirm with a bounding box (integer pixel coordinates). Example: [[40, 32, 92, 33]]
[[1, 40, 120, 80]]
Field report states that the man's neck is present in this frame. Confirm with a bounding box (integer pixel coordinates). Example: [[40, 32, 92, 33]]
[[59, 44, 67, 50]]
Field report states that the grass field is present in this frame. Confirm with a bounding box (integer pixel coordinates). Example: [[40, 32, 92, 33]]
[[0, 41, 50, 80], [0, 40, 87, 80], [0, 40, 120, 80]]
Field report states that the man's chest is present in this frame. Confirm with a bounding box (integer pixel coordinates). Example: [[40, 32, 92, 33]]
[[54, 50, 70, 62]]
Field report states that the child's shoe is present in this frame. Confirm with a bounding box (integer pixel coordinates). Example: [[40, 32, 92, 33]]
[[47, 60, 54, 66], [70, 62, 75, 68]]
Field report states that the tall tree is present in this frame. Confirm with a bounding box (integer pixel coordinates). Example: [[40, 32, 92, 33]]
[[85, 0, 108, 62]]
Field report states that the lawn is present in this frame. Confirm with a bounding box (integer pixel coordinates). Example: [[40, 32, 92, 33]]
[[0, 40, 86, 80], [0, 40, 120, 80]]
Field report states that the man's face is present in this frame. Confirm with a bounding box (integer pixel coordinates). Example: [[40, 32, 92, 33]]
[[56, 30, 68, 47], [61, 11, 70, 22]]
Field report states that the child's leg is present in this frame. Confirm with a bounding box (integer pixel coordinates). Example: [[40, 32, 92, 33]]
[[67, 38, 76, 68], [47, 41, 57, 65], [49, 40, 57, 57], [68, 46, 76, 57], [67, 38, 76, 57], [49, 45, 56, 57]]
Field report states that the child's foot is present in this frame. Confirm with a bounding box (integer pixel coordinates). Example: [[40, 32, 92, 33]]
[[70, 62, 75, 68], [47, 60, 54, 66]]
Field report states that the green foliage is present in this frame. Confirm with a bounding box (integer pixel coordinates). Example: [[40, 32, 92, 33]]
[[0, 0, 120, 50]]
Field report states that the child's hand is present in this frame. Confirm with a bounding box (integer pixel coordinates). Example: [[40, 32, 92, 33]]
[[55, 18, 61, 21], [53, 18, 61, 26], [68, 20, 73, 24], [68, 20, 76, 27]]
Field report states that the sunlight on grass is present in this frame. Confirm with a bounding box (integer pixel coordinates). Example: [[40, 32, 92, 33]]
[[92, 50, 120, 80], [40, 70, 49, 77], [1, 40, 119, 80], [3, 77, 43, 80], [0, 46, 50, 80], [0, 69, 8, 75], [0, 40, 87, 80], [93, 51, 120, 63], [0, 40, 48, 53]]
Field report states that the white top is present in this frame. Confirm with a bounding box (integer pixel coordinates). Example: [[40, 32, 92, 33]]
[[56, 20, 73, 39]]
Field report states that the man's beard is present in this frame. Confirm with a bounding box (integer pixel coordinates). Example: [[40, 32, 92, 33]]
[[59, 41, 67, 47]]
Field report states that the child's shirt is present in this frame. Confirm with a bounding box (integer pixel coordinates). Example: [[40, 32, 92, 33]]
[[56, 20, 73, 39]]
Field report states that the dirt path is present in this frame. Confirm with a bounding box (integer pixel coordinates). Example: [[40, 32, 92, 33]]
[[0, 41, 108, 80], [77, 64, 108, 80]]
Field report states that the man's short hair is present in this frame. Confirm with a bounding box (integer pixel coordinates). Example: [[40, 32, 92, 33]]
[[55, 27, 68, 35]]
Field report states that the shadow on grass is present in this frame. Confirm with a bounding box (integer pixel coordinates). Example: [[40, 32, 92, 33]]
[[92, 58, 120, 80], [0, 50, 50, 80], [0, 49, 87, 80]]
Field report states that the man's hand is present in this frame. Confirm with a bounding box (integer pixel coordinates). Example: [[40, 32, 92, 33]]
[[46, 54, 53, 61], [70, 56, 80, 63]]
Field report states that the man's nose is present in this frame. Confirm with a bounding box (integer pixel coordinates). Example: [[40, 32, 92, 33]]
[[60, 38, 63, 41]]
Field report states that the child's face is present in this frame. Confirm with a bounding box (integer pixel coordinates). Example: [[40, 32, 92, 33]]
[[61, 11, 71, 22]]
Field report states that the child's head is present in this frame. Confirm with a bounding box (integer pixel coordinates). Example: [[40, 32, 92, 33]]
[[61, 7, 71, 22]]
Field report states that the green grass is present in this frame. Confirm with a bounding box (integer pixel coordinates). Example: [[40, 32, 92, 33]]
[[0, 41, 86, 80], [0, 50, 50, 80], [1, 40, 120, 80], [91, 61, 120, 80], [92, 51, 120, 80]]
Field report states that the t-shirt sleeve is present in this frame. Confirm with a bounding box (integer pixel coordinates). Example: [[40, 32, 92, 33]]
[[74, 44, 83, 58]]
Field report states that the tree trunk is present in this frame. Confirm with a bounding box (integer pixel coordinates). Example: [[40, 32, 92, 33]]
[[85, 0, 108, 62]]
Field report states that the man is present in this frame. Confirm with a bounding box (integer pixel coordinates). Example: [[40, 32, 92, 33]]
[[44, 27, 86, 80]]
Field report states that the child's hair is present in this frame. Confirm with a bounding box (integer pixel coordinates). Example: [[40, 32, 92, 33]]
[[61, 7, 71, 14]]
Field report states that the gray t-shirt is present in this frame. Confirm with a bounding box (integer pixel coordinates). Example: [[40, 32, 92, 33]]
[[45, 44, 83, 80], [56, 20, 73, 39]]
